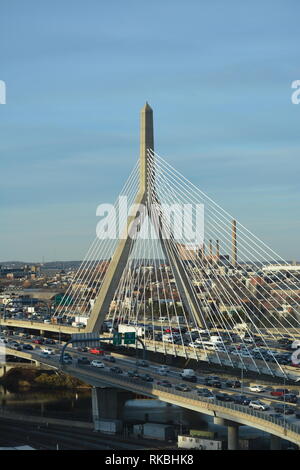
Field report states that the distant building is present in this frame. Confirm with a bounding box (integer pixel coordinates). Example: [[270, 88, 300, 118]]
[[262, 264, 300, 273]]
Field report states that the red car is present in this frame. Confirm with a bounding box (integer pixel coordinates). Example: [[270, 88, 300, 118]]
[[89, 348, 104, 355], [32, 339, 43, 344], [270, 388, 289, 397]]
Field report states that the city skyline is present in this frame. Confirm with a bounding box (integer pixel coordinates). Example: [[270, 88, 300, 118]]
[[1, 1, 300, 261]]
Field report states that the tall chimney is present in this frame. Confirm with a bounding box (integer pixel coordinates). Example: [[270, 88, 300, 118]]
[[216, 239, 220, 260], [209, 239, 213, 260], [232, 219, 237, 267], [200, 242, 205, 261]]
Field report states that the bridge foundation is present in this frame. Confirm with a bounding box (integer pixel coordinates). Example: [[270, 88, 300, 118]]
[[214, 417, 239, 450], [91, 386, 133, 432]]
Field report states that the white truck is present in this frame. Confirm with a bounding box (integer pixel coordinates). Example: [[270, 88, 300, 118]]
[[75, 316, 89, 326], [118, 324, 144, 337], [180, 369, 197, 382]]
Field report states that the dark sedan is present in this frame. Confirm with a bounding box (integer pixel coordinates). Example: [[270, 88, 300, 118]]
[[157, 381, 172, 388], [110, 366, 123, 374], [215, 393, 233, 402]]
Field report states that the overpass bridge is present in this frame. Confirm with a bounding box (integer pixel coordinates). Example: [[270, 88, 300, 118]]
[[2, 345, 300, 449], [1, 318, 300, 382]]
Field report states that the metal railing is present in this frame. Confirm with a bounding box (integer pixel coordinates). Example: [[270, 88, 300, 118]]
[[4, 345, 300, 439], [62, 362, 300, 437]]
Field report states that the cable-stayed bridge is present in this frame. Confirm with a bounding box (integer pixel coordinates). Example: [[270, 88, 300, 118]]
[[47, 103, 300, 382]]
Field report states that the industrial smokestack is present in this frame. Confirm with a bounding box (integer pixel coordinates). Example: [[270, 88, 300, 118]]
[[232, 219, 237, 267], [216, 239, 220, 260], [200, 242, 205, 260], [209, 239, 213, 260]]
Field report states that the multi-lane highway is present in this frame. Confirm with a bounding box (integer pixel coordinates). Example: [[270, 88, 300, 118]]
[[2, 331, 300, 446], [1, 316, 300, 381]]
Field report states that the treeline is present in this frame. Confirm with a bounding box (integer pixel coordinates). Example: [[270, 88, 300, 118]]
[[0, 367, 89, 391]]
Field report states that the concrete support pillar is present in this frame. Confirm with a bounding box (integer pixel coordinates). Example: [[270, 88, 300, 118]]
[[91, 386, 134, 430], [227, 424, 239, 450], [91, 387, 102, 424], [40, 330, 45, 336], [270, 434, 281, 450], [214, 417, 239, 450]]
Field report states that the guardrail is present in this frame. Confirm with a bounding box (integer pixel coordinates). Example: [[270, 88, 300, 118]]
[[62, 362, 300, 439], [3, 346, 300, 442]]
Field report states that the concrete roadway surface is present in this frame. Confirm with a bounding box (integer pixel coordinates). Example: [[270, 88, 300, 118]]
[[3, 334, 300, 429]]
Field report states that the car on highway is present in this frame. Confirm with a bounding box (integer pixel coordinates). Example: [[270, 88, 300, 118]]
[[42, 348, 55, 355], [278, 394, 298, 404], [225, 380, 241, 389], [249, 400, 269, 411], [136, 360, 149, 367], [189, 342, 202, 348], [89, 348, 104, 355], [196, 388, 212, 395], [215, 393, 233, 402], [270, 388, 290, 397], [209, 380, 222, 388], [22, 344, 33, 350], [74, 322, 86, 328], [63, 352, 72, 358], [198, 391, 215, 399], [174, 384, 191, 392], [231, 395, 251, 405], [249, 385, 266, 393], [63, 357, 72, 364], [44, 339, 56, 345], [10, 344, 22, 351], [103, 355, 116, 363], [273, 404, 295, 415], [157, 380, 172, 388], [139, 374, 154, 382], [110, 366, 123, 374], [77, 357, 90, 365], [127, 369, 140, 378], [91, 360, 105, 368], [32, 339, 43, 344]]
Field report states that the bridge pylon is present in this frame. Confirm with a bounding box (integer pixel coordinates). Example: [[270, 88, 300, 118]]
[[86, 103, 206, 333]]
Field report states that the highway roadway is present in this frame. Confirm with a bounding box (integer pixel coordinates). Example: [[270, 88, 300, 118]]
[[2, 333, 300, 445], [1, 317, 300, 381]]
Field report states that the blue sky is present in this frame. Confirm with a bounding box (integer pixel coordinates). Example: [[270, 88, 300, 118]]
[[1, 0, 300, 261]]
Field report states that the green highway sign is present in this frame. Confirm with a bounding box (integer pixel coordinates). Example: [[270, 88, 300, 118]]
[[113, 332, 122, 346], [124, 332, 136, 344]]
